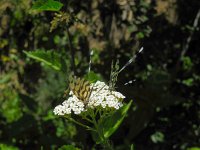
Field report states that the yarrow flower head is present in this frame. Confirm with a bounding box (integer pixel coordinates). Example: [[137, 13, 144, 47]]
[[53, 80, 125, 116]]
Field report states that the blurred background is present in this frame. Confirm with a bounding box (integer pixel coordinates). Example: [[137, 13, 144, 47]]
[[0, 0, 200, 149]]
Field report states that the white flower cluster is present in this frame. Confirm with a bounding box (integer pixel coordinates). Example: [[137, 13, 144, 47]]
[[53, 92, 85, 115], [53, 81, 125, 115], [87, 81, 125, 109]]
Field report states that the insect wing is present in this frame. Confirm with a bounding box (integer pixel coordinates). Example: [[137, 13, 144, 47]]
[[69, 77, 92, 103]]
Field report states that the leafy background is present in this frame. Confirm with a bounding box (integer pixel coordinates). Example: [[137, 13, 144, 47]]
[[0, 0, 200, 149]]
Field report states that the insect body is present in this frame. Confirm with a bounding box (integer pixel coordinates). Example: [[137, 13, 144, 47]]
[[69, 76, 92, 106]]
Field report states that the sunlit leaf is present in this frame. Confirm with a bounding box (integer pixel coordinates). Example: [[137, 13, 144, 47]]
[[187, 147, 200, 150], [93, 101, 132, 143], [0, 144, 19, 150], [101, 101, 132, 139], [32, 0, 63, 11], [24, 50, 63, 71]]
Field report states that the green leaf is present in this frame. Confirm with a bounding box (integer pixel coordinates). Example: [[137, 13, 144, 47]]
[[58, 145, 80, 150], [130, 144, 134, 150], [182, 56, 193, 71], [24, 50, 63, 71], [182, 78, 194, 87], [32, 0, 63, 11], [0, 144, 19, 150], [96, 101, 132, 142], [0, 73, 12, 84], [136, 32, 145, 39], [84, 71, 103, 83], [19, 93, 38, 112], [150, 131, 165, 143], [0, 92, 23, 123], [187, 147, 200, 150]]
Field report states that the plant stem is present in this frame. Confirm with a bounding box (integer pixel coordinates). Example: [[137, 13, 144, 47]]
[[180, 9, 200, 60], [65, 116, 95, 132], [82, 116, 93, 123], [90, 110, 113, 150], [66, 27, 76, 74]]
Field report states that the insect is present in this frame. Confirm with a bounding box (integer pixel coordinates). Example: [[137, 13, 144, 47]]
[[64, 47, 144, 104], [67, 74, 93, 106]]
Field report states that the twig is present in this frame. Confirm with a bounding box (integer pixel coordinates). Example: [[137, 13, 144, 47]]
[[180, 9, 200, 60], [66, 28, 76, 74]]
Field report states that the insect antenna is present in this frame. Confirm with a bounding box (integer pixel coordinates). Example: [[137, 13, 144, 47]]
[[109, 47, 144, 90], [118, 47, 143, 74], [88, 50, 94, 73]]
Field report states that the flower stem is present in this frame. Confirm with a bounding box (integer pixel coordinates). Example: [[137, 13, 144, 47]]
[[65, 116, 96, 132], [90, 110, 113, 150]]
